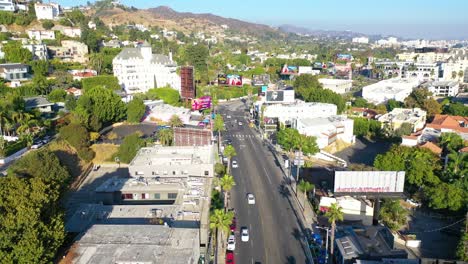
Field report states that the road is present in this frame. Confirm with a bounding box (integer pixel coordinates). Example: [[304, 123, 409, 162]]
[[218, 100, 310, 264]]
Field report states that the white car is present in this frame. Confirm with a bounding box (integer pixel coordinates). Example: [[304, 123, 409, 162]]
[[227, 115, 231, 119], [241, 228, 249, 242], [232, 160, 238, 168], [238, 121, 243, 126], [247, 193, 255, 205], [227, 234, 236, 251]]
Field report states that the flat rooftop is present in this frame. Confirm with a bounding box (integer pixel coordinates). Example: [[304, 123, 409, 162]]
[[95, 177, 183, 193], [298, 115, 349, 127], [74, 224, 199, 264], [364, 78, 420, 94], [130, 145, 214, 167]]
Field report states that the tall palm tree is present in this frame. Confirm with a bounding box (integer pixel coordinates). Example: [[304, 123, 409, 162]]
[[157, 129, 173, 146], [297, 180, 314, 212], [325, 203, 344, 257], [223, 145, 237, 173], [447, 151, 468, 175], [168, 114, 183, 128], [220, 174, 236, 210], [213, 115, 225, 150], [210, 209, 234, 261]]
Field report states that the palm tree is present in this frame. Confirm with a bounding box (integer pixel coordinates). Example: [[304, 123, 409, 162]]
[[447, 151, 468, 175], [458, 70, 464, 81], [210, 209, 234, 261], [157, 129, 173, 146], [325, 203, 344, 257], [297, 180, 314, 212], [220, 174, 236, 210], [213, 115, 225, 150], [168, 114, 183, 128], [223, 145, 237, 173], [452, 71, 457, 80]]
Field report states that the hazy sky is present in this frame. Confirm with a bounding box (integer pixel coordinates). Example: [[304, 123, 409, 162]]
[[57, 0, 468, 39]]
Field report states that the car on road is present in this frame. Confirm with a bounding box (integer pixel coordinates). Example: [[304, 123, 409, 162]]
[[247, 193, 255, 205], [31, 142, 43, 149], [227, 234, 236, 251], [232, 160, 238, 168], [241, 227, 249, 242], [227, 115, 231, 119], [238, 121, 243, 126], [230, 217, 236, 231], [224, 139, 232, 145], [226, 252, 235, 264]]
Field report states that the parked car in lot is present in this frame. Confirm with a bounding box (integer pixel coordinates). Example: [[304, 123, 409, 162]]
[[241, 227, 249, 242], [226, 252, 235, 264], [232, 160, 238, 168], [227, 234, 236, 251], [247, 193, 255, 205], [31, 142, 43, 149]]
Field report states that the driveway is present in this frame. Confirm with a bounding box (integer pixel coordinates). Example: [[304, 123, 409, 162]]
[[334, 137, 393, 166]]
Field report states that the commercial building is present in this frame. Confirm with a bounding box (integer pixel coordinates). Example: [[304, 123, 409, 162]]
[[48, 40, 88, 63], [319, 196, 373, 226], [294, 115, 354, 149], [34, 2, 60, 20], [319, 78, 353, 94], [27, 29, 56, 40], [362, 78, 420, 104], [334, 225, 407, 264], [0, 63, 30, 81], [427, 80, 460, 97], [352, 37, 369, 44], [113, 41, 181, 94], [377, 108, 427, 133], [263, 100, 337, 126], [0, 0, 15, 11]]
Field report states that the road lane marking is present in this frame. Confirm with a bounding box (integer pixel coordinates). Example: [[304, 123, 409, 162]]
[[262, 166, 273, 185]]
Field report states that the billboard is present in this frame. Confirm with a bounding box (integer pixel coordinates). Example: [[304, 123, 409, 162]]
[[265, 90, 295, 103], [252, 74, 270, 86], [280, 64, 299, 75], [174, 127, 212, 146], [218, 74, 242, 86], [191, 96, 211, 111], [334, 171, 405, 195], [337, 54, 353, 61]]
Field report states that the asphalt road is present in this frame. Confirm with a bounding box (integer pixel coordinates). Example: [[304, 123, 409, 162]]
[[218, 100, 310, 264]]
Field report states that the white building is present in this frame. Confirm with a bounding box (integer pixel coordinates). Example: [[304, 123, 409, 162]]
[[352, 37, 369, 44], [263, 100, 337, 126], [428, 80, 460, 97], [61, 27, 81, 38], [294, 115, 354, 149], [319, 196, 373, 225], [442, 50, 468, 83], [22, 43, 48, 60], [34, 2, 60, 20], [405, 62, 439, 81], [0, 0, 15, 12], [378, 108, 427, 133], [298, 66, 320, 76], [318, 78, 353, 94], [113, 41, 181, 94], [144, 100, 191, 124], [27, 29, 55, 41], [362, 78, 420, 104]]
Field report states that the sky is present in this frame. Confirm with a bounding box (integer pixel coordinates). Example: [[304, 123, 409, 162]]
[[56, 0, 468, 40]]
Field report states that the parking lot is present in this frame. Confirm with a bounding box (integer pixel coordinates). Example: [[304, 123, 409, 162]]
[[101, 123, 158, 144]]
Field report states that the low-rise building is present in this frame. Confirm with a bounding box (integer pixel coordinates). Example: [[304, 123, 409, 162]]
[[362, 78, 420, 104], [69, 69, 97, 80], [27, 29, 55, 40], [319, 196, 374, 225], [427, 80, 460, 97], [352, 37, 369, 44], [319, 78, 353, 94], [48, 40, 88, 63], [348, 107, 378, 119], [426, 114, 468, 140], [60, 27, 81, 38], [263, 100, 337, 127], [0, 0, 15, 12], [66, 87, 82, 97], [294, 115, 354, 149], [143, 100, 191, 124], [377, 108, 427, 133], [34, 2, 60, 20], [0, 63, 30, 81], [24, 96, 54, 112], [22, 43, 48, 60]]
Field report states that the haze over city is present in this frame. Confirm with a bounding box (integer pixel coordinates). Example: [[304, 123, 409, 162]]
[[56, 0, 468, 39]]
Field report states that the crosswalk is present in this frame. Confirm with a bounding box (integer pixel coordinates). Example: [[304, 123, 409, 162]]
[[230, 134, 257, 138]]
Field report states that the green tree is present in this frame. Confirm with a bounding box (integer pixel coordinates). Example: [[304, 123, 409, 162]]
[[220, 174, 236, 210], [65, 94, 77, 111], [214, 163, 226, 176], [223, 145, 237, 173], [353, 97, 369, 108], [297, 180, 314, 212], [379, 199, 408, 231], [81, 76, 121, 91], [184, 44, 209, 83], [353, 117, 370, 137], [443, 102, 468, 116], [41, 20, 54, 30], [277, 128, 319, 155], [213, 114, 225, 150], [59, 123, 93, 161], [387, 99, 403, 111], [146, 87, 181, 106], [126, 97, 146, 123], [210, 209, 234, 257], [116, 133, 145, 163], [294, 74, 322, 91], [425, 182, 465, 211], [3, 41, 33, 63], [440, 132, 465, 152], [168, 114, 183, 128], [404, 88, 441, 117], [394, 122, 413, 137], [457, 230, 468, 261], [47, 89, 67, 102], [157, 129, 173, 146], [325, 203, 344, 257]]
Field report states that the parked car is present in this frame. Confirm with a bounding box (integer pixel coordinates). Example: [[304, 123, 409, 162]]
[[227, 234, 236, 251], [226, 252, 235, 264], [232, 160, 238, 168], [230, 217, 237, 232], [247, 193, 255, 205], [241, 227, 249, 242], [31, 142, 43, 149]]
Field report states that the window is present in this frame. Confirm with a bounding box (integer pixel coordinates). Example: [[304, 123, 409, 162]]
[[122, 193, 133, 200], [141, 193, 149, 199], [168, 193, 177, 199], [154, 193, 161, 199], [204, 170, 209, 176], [172, 171, 176, 175]]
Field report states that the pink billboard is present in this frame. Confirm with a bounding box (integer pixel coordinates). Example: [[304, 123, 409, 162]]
[[191, 96, 212, 111]]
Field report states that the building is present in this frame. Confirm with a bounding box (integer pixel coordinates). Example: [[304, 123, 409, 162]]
[[61, 27, 81, 38], [102, 39, 122, 48], [0, 63, 29, 81], [180, 66, 195, 99], [66, 87, 82, 97], [174, 127, 212, 147], [24, 96, 54, 112], [352, 37, 369, 44], [442, 49, 468, 83], [426, 114, 468, 140], [319, 78, 353, 94], [34, 2, 60, 20], [113, 41, 181, 94], [377, 108, 427, 133], [69, 69, 97, 81], [294, 115, 355, 149], [348, 107, 378, 119], [405, 62, 439, 81], [427, 80, 459, 97], [27, 29, 55, 41], [263, 100, 337, 127], [48, 40, 88, 63], [22, 43, 48, 60], [362, 78, 420, 104], [319, 196, 374, 225], [143, 100, 191, 124], [334, 225, 407, 264], [0, 0, 15, 11]]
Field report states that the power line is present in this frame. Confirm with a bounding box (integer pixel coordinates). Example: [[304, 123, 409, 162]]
[[422, 218, 465, 233]]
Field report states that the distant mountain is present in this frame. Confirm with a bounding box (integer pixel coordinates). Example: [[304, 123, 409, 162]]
[[278, 24, 367, 39]]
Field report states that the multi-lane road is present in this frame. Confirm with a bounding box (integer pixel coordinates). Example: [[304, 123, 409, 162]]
[[218, 100, 311, 264]]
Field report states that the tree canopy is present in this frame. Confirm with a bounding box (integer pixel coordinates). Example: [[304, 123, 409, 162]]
[[126, 97, 146, 123], [277, 128, 319, 155], [293, 75, 346, 113], [115, 133, 145, 163], [146, 87, 181, 106], [379, 199, 408, 231], [82, 76, 121, 91], [2, 41, 33, 63], [404, 88, 441, 117]]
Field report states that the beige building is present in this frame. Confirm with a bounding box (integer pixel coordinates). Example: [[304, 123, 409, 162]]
[[48, 40, 88, 63], [378, 108, 427, 133], [318, 78, 353, 94]]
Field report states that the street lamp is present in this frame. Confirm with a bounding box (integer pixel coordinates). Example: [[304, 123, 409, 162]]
[[316, 225, 329, 261]]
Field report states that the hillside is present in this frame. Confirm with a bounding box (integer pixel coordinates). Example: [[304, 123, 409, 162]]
[[91, 5, 283, 39]]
